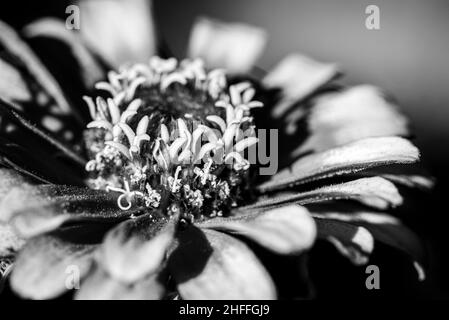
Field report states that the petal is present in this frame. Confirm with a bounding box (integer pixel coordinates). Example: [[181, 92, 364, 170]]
[[197, 205, 316, 255], [98, 212, 176, 283], [292, 85, 409, 155], [0, 185, 137, 238], [0, 57, 32, 103], [314, 217, 374, 265], [257, 136, 420, 192], [79, 0, 156, 67], [0, 168, 31, 200], [0, 223, 25, 257], [310, 202, 425, 279], [188, 17, 267, 73], [169, 227, 277, 300], [246, 177, 402, 211], [357, 164, 435, 190], [10, 235, 96, 299], [263, 54, 339, 118], [75, 263, 166, 300], [0, 20, 72, 114], [23, 18, 105, 89]]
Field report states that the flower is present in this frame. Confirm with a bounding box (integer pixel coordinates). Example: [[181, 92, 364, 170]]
[[0, 3, 433, 300]]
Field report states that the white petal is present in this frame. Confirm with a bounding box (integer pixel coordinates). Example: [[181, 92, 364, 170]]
[[188, 17, 267, 73]]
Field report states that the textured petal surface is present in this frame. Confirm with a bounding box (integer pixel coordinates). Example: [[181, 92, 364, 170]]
[[258, 136, 420, 192], [198, 205, 316, 255], [169, 227, 276, 300]]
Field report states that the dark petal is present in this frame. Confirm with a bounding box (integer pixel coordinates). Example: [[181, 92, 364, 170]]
[[0, 20, 74, 116], [0, 184, 139, 238], [98, 212, 177, 283], [262, 54, 339, 118], [24, 18, 106, 90], [314, 217, 374, 265], [291, 85, 409, 156], [187, 17, 267, 74], [0, 135, 82, 185], [23, 18, 108, 124], [0, 98, 86, 167], [169, 227, 277, 300], [245, 177, 402, 211], [198, 205, 316, 255], [78, 0, 156, 68], [257, 136, 420, 193], [309, 202, 425, 279], [75, 263, 166, 300], [10, 234, 96, 299]]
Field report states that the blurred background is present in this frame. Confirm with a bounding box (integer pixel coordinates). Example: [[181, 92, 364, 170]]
[[1, 0, 448, 298]]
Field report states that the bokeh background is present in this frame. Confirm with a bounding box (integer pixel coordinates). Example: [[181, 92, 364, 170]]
[[1, 0, 448, 298]]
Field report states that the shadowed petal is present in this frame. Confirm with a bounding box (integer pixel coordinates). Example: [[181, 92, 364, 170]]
[[198, 205, 316, 255], [258, 136, 420, 193], [0, 185, 138, 238], [78, 0, 156, 68], [310, 202, 425, 279], [245, 177, 402, 211], [314, 218, 374, 265], [292, 85, 409, 155], [10, 235, 96, 299], [262, 54, 339, 118], [169, 227, 277, 299], [98, 212, 177, 283], [188, 17, 267, 73], [75, 263, 166, 300], [0, 20, 73, 114], [23, 18, 105, 89]]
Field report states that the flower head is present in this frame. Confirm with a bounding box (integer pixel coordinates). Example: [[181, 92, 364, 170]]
[[0, 8, 433, 300]]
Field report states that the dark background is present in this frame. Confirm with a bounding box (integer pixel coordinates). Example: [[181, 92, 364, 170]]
[[1, 0, 448, 298]]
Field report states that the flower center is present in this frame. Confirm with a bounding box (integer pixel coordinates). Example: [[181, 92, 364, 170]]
[[83, 57, 262, 222]]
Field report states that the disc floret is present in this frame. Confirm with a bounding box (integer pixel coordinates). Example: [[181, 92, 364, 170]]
[[83, 57, 262, 221]]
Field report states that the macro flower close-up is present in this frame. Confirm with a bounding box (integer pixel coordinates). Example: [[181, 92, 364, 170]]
[[0, 0, 441, 301]]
